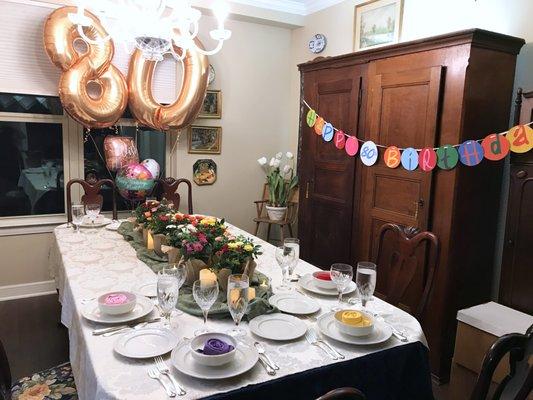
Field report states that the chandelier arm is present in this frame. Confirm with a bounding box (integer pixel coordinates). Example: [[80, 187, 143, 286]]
[[194, 40, 224, 56]]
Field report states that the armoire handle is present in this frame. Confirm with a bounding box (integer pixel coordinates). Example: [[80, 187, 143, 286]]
[[516, 170, 527, 179]]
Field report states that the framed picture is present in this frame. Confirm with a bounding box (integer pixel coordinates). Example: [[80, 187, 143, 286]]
[[198, 90, 222, 118], [354, 0, 403, 51], [193, 159, 217, 186], [188, 125, 222, 154]]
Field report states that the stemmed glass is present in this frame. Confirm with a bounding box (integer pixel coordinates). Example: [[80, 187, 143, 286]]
[[356, 262, 377, 310], [85, 203, 101, 223], [275, 245, 295, 292], [157, 268, 181, 328], [330, 263, 353, 311], [226, 274, 249, 337], [167, 261, 187, 316], [71, 204, 84, 233], [192, 280, 219, 336], [283, 238, 300, 281]]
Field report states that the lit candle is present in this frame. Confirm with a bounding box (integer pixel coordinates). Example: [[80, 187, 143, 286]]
[[259, 278, 269, 289], [147, 230, 154, 250], [248, 287, 256, 301], [199, 269, 217, 288]]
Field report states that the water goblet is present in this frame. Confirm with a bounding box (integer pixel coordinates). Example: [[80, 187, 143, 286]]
[[356, 261, 377, 310], [226, 274, 249, 337], [192, 280, 219, 336], [71, 204, 84, 233], [85, 203, 101, 223], [330, 263, 353, 311], [166, 261, 188, 316], [275, 245, 295, 292], [157, 269, 180, 328], [283, 238, 300, 281]]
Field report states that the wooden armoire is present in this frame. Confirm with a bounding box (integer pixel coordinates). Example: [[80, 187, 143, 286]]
[[297, 29, 524, 382]]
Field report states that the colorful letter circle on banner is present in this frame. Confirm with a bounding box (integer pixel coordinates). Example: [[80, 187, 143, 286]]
[[322, 122, 334, 142], [458, 140, 484, 166], [306, 109, 317, 127], [360, 141, 378, 166], [335, 131, 346, 149], [345, 136, 359, 156], [481, 134, 510, 161], [314, 117, 325, 135], [384, 146, 400, 168], [436, 145, 459, 170], [507, 125, 533, 153], [401, 147, 419, 171], [419, 148, 437, 172]]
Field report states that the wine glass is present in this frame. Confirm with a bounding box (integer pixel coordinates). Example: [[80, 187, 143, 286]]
[[330, 263, 353, 311], [167, 261, 188, 316], [192, 279, 219, 336], [226, 274, 249, 337], [356, 262, 377, 310], [157, 268, 180, 328], [85, 203, 101, 223], [71, 204, 84, 233], [283, 238, 300, 281], [275, 245, 295, 292]]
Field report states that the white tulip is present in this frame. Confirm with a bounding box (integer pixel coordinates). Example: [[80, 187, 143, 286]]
[[275, 152, 283, 159], [283, 165, 292, 174], [273, 159, 281, 168], [286, 151, 294, 159], [269, 157, 276, 166], [257, 157, 267, 166]]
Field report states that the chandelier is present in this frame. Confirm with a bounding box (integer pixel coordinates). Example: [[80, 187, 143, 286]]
[[68, 0, 231, 61]]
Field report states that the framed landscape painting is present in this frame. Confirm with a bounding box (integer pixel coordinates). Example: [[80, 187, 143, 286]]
[[198, 90, 222, 119], [354, 0, 403, 51], [188, 125, 222, 154]]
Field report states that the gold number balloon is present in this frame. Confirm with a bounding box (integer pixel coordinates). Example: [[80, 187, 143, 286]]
[[127, 40, 209, 131], [43, 6, 128, 128]]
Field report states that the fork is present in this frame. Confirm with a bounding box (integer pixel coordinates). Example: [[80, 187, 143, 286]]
[[305, 330, 337, 360], [254, 342, 279, 370], [309, 327, 345, 359], [147, 367, 176, 398], [154, 356, 186, 396]]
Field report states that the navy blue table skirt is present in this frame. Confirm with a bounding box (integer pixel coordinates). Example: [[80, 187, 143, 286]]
[[204, 342, 434, 400]]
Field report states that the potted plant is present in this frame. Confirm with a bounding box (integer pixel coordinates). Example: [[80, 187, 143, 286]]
[[257, 151, 298, 221]]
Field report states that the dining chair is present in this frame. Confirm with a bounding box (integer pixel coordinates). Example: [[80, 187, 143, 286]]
[[66, 173, 118, 222], [0, 338, 77, 400], [316, 387, 367, 400], [253, 183, 299, 243], [155, 177, 193, 214], [374, 223, 439, 320], [470, 324, 533, 400]]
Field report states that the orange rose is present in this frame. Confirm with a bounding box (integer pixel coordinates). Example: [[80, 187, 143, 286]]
[[19, 383, 51, 400], [144, 212, 151, 218]]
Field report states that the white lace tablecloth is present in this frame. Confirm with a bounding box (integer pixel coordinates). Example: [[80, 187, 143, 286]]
[[49, 223, 427, 400]]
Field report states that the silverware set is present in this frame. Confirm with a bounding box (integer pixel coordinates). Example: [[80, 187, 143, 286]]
[[304, 328, 345, 360], [254, 342, 279, 375], [146, 356, 187, 398], [92, 317, 161, 336]]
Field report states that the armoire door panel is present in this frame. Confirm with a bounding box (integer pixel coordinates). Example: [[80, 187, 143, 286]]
[[358, 66, 444, 262]]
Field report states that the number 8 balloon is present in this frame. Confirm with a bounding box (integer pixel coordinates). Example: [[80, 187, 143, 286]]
[[43, 7, 128, 128]]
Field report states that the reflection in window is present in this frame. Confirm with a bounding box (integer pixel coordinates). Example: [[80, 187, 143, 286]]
[[0, 121, 64, 216], [84, 125, 166, 211]]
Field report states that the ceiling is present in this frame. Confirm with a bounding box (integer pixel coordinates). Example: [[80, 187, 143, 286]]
[[231, 0, 345, 15]]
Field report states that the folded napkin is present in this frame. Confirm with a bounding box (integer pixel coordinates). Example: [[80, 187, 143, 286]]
[[198, 338, 234, 355]]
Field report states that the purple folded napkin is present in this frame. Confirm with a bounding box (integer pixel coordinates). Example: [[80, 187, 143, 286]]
[[197, 338, 234, 355]]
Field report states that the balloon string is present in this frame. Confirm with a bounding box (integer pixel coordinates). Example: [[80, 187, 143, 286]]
[[87, 129, 115, 181], [302, 99, 533, 151]]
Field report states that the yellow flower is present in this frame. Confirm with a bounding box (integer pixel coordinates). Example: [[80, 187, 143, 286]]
[[235, 241, 244, 247], [244, 244, 253, 252], [19, 383, 51, 400], [227, 242, 238, 250]]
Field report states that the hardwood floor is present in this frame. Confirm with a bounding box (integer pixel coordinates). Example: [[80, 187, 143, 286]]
[[0, 293, 69, 380]]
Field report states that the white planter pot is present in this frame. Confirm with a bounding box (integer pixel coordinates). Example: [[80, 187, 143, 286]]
[[266, 205, 287, 221]]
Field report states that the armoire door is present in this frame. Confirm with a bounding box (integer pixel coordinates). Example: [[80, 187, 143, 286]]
[[356, 66, 444, 273], [299, 65, 365, 268]]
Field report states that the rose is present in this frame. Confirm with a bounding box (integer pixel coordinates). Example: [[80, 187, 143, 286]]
[[200, 338, 234, 355], [257, 157, 267, 166], [18, 383, 51, 400], [244, 244, 253, 252], [286, 151, 294, 159]]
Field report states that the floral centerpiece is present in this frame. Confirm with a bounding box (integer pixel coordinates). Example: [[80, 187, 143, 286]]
[[257, 151, 298, 221], [133, 199, 173, 250]]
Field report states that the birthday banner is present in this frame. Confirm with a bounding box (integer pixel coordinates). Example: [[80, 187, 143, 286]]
[[303, 100, 533, 171]]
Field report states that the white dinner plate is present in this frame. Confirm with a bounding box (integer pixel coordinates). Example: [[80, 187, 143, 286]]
[[105, 220, 122, 231], [82, 296, 154, 324], [317, 312, 392, 345], [249, 313, 307, 341], [268, 293, 320, 315], [298, 274, 356, 296], [114, 328, 178, 359], [80, 217, 112, 228], [171, 340, 259, 380], [133, 282, 157, 298]]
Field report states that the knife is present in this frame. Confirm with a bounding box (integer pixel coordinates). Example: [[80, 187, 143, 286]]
[[92, 317, 161, 336]]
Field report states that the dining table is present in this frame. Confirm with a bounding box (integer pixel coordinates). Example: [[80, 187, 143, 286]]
[[49, 221, 434, 400]]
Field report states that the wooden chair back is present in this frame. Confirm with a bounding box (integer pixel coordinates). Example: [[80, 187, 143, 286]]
[[156, 177, 193, 214], [317, 387, 366, 400], [255, 183, 299, 224], [375, 223, 439, 320], [470, 324, 533, 400], [66, 174, 118, 222], [0, 339, 11, 400]]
